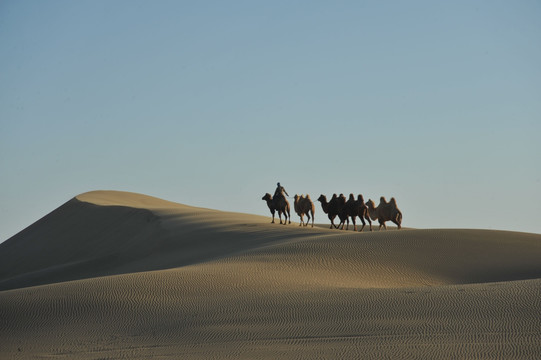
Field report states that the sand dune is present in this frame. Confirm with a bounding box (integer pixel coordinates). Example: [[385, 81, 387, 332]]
[[1, 190, 541, 359], [0, 191, 331, 291]]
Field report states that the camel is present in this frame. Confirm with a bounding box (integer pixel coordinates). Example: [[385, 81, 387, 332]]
[[262, 193, 291, 225], [344, 194, 358, 231], [293, 194, 315, 227], [317, 194, 336, 229], [366, 196, 402, 230], [336, 193, 349, 230], [344, 193, 372, 231], [356, 194, 372, 231], [317, 194, 348, 229]]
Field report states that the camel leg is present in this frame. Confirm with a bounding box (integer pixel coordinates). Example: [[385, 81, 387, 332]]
[[299, 214, 303, 227], [393, 213, 402, 229], [271, 210, 275, 223], [287, 210, 291, 224], [311, 211, 314, 227], [352, 216, 357, 231], [357, 216, 365, 232], [365, 215, 373, 231], [342, 217, 349, 230], [338, 216, 345, 230], [379, 220, 386, 230]]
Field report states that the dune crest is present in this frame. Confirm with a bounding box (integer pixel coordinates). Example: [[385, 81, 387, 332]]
[[76, 190, 195, 210]]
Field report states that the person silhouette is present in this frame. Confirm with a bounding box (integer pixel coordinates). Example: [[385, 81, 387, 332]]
[[274, 182, 289, 199]]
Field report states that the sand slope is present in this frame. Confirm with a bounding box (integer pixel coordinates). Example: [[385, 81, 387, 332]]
[[1, 190, 541, 359]]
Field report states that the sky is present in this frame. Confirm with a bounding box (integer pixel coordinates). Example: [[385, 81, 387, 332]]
[[1, 0, 540, 241]]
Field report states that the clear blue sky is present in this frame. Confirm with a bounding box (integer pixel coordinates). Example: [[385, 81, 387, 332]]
[[1, 0, 540, 241]]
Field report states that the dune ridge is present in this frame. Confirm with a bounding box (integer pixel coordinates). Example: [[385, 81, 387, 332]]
[[1, 190, 541, 359]]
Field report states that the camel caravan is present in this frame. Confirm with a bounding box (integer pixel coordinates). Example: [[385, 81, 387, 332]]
[[262, 183, 403, 231]]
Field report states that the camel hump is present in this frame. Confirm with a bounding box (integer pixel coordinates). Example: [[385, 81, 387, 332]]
[[390, 197, 397, 206], [380, 196, 388, 204], [305, 194, 311, 200]]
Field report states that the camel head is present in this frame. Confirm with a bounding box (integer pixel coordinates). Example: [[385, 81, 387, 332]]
[[262, 193, 272, 201], [366, 199, 379, 221], [366, 199, 376, 210], [317, 194, 327, 203]]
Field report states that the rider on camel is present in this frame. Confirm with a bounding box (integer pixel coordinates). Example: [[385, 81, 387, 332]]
[[274, 182, 289, 200]]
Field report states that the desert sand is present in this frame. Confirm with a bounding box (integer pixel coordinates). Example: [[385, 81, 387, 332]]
[[1, 190, 540, 359]]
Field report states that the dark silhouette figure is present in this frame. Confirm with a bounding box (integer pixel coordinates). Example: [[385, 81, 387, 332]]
[[274, 182, 289, 199]]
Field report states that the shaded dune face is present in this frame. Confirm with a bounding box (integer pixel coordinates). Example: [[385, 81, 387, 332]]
[[2, 191, 541, 359]]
